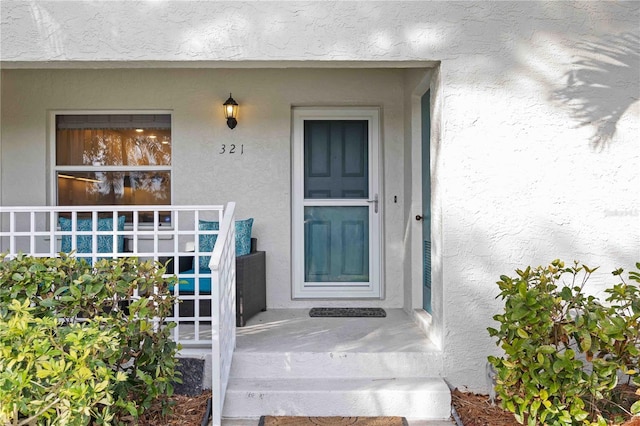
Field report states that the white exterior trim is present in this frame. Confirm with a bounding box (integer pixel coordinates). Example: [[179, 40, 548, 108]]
[[291, 107, 382, 299]]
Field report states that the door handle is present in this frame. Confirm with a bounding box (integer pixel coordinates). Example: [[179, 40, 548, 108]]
[[416, 215, 424, 221], [367, 194, 379, 214]]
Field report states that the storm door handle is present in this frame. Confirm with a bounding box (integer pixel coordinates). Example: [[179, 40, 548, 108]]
[[367, 194, 379, 214]]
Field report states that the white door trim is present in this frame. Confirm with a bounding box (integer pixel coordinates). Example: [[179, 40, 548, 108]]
[[291, 107, 382, 299]]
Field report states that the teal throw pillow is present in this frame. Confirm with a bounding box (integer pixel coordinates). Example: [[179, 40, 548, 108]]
[[198, 218, 253, 271], [59, 216, 126, 254], [198, 220, 219, 272], [234, 218, 254, 257]]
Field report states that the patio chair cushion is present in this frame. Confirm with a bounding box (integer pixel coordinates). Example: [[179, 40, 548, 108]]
[[172, 268, 212, 293], [169, 246, 266, 327], [59, 216, 126, 254], [198, 218, 253, 271]]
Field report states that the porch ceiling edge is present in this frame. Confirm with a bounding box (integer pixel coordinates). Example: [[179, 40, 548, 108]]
[[0, 60, 440, 70]]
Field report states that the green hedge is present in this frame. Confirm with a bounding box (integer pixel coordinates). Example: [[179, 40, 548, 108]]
[[488, 260, 640, 425], [0, 254, 181, 425]]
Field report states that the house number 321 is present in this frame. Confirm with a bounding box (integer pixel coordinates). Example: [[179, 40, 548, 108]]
[[219, 144, 244, 155]]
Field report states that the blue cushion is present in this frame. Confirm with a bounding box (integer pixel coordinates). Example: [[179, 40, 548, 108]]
[[59, 216, 126, 254], [198, 218, 253, 271], [171, 269, 212, 293]]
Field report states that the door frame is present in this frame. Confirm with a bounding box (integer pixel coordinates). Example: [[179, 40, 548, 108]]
[[407, 67, 444, 350], [291, 107, 382, 299]]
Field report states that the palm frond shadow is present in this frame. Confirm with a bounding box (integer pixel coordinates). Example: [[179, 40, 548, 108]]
[[554, 32, 639, 150]]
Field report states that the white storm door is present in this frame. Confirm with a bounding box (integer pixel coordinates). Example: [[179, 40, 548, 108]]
[[292, 108, 381, 299]]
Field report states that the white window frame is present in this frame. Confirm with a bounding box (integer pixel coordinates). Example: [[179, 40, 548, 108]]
[[49, 110, 174, 226]]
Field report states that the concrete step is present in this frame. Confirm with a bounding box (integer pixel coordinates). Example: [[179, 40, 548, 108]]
[[222, 377, 451, 420], [229, 350, 443, 379]]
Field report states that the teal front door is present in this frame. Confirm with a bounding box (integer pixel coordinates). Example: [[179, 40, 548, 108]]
[[292, 108, 381, 299]]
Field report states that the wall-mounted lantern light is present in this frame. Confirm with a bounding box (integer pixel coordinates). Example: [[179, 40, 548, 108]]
[[223, 94, 239, 129]]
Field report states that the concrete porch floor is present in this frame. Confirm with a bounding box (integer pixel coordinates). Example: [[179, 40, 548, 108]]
[[234, 308, 440, 354], [219, 309, 454, 424]]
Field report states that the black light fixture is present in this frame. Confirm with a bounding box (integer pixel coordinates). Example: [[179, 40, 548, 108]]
[[223, 93, 239, 129]]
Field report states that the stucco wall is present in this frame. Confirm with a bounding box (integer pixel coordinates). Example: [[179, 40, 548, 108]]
[[2, 1, 639, 391], [0, 67, 409, 310]]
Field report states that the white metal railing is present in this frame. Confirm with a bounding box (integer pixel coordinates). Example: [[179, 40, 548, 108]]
[[0, 203, 238, 419], [210, 201, 236, 426], [0, 203, 236, 341]]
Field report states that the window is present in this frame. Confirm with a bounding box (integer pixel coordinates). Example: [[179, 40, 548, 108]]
[[53, 113, 172, 223]]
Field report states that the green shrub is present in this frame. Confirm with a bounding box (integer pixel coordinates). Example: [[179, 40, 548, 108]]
[[0, 299, 124, 425], [0, 253, 181, 425], [488, 260, 640, 425]]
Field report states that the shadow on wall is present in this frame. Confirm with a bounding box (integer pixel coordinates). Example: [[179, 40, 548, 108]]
[[443, 212, 638, 392], [443, 183, 640, 392], [554, 32, 640, 150]]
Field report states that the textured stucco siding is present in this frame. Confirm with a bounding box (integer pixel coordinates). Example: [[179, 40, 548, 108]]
[[1, 2, 635, 65], [0, 67, 408, 310], [1, 1, 639, 391]]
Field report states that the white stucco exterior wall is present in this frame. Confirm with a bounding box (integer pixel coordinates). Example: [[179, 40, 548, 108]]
[[0, 67, 409, 310], [2, 1, 639, 391]]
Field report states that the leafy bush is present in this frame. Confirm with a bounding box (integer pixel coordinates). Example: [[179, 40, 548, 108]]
[[0, 300, 124, 425], [0, 254, 181, 425], [488, 260, 640, 425]]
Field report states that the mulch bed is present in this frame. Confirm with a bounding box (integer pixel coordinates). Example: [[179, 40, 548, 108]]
[[138, 391, 211, 426], [451, 388, 518, 426], [452, 385, 640, 426]]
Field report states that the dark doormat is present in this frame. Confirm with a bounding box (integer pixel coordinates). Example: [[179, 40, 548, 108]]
[[309, 307, 386, 318], [259, 416, 407, 426]]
